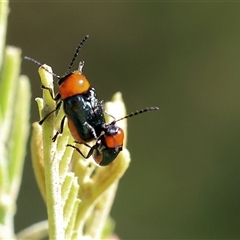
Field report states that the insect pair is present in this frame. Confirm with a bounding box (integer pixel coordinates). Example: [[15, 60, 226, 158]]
[[25, 35, 159, 166]]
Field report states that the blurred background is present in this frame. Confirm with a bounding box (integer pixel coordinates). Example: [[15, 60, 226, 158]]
[[7, 2, 240, 239]]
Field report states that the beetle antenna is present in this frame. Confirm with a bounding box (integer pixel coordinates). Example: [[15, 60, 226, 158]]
[[24, 56, 61, 79], [65, 35, 89, 74], [113, 107, 159, 124]]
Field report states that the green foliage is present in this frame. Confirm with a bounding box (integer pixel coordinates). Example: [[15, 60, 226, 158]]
[[0, 1, 130, 239], [31, 65, 130, 239], [0, 1, 31, 239]]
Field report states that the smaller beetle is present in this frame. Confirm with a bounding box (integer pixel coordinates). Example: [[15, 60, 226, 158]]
[[68, 107, 159, 166]]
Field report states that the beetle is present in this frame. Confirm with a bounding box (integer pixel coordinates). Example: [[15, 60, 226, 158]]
[[25, 35, 106, 143], [68, 107, 159, 166]]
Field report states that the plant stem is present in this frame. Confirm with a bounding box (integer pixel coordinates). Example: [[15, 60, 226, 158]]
[[38, 66, 64, 239]]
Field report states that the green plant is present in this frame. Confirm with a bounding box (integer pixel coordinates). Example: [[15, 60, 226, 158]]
[[29, 66, 130, 239], [0, 1, 31, 239], [0, 1, 131, 239]]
